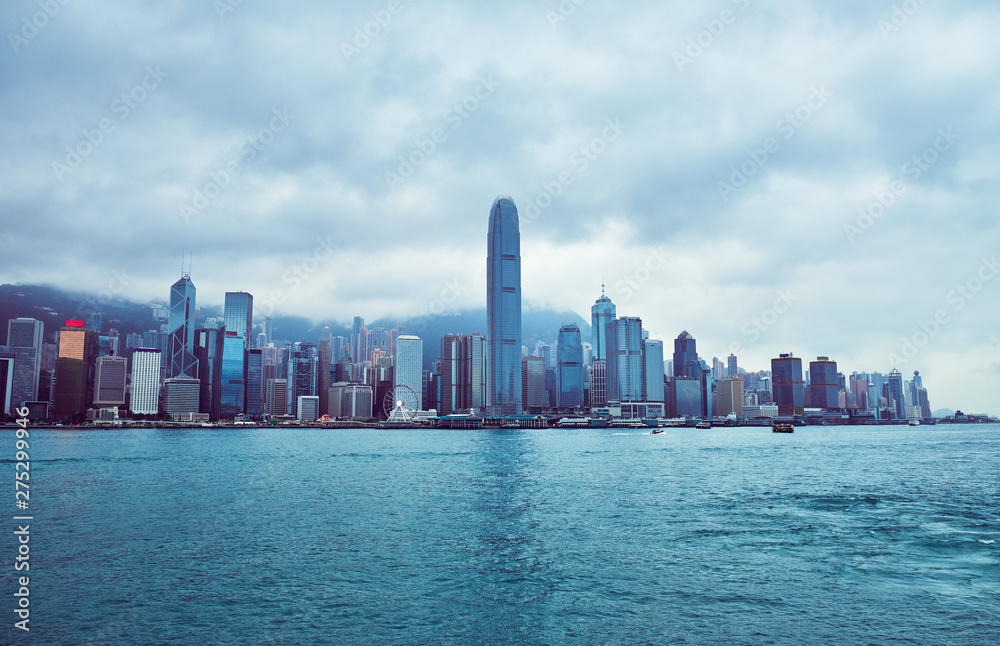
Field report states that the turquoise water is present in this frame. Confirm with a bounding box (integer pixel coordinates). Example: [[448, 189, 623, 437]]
[[5, 425, 1000, 645]]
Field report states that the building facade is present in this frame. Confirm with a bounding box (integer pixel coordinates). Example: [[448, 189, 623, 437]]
[[486, 196, 522, 415]]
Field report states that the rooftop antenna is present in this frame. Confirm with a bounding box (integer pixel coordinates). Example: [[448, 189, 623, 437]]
[[601, 277, 606, 297]]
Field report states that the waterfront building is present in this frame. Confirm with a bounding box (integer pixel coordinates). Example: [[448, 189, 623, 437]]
[[195, 328, 223, 420], [93, 356, 127, 406], [556, 323, 584, 408], [607, 317, 644, 402], [716, 376, 744, 417], [643, 339, 665, 403], [673, 331, 700, 378], [521, 356, 547, 412], [886, 369, 905, 419], [130, 349, 161, 416], [590, 359, 608, 407], [163, 377, 201, 418], [772, 353, 805, 416], [287, 343, 318, 415], [264, 378, 287, 417], [486, 196, 522, 415], [53, 321, 92, 421], [297, 395, 320, 422], [168, 274, 198, 378], [6, 318, 43, 412], [672, 376, 702, 417], [246, 348, 263, 419], [440, 333, 486, 414], [591, 287, 616, 364], [394, 335, 423, 410], [809, 356, 840, 409]]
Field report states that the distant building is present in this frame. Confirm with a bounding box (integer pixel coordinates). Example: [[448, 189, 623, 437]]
[[809, 357, 840, 409], [772, 354, 805, 416], [590, 359, 608, 407], [556, 324, 584, 408], [673, 331, 699, 378], [287, 342, 318, 415], [672, 376, 702, 417], [168, 274, 199, 378], [591, 287, 616, 364], [607, 317, 644, 402], [643, 339, 665, 403], [163, 377, 201, 418], [486, 196, 522, 415], [53, 321, 92, 421], [521, 356, 546, 412], [297, 395, 320, 422], [717, 377, 744, 417], [886, 369, 905, 419], [6, 318, 44, 414], [130, 349, 161, 416], [440, 333, 486, 414], [93, 356, 127, 406], [265, 378, 287, 417], [394, 335, 423, 410], [727, 353, 738, 377]]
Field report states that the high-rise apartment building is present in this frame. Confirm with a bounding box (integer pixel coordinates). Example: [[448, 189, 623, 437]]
[[486, 196, 522, 415]]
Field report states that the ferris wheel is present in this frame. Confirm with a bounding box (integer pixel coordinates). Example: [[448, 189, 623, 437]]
[[383, 385, 419, 422]]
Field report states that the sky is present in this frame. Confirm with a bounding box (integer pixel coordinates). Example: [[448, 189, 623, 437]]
[[1, 0, 999, 415]]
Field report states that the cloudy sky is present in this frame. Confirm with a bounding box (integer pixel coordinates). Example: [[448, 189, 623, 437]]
[[2, 0, 999, 414]]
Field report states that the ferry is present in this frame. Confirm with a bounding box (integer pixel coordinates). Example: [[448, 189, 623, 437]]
[[772, 422, 794, 433], [609, 418, 645, 428]]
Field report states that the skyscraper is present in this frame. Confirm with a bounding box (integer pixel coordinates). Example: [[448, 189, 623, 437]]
[[486, 196, 522, 415], [219, 292, 253, 418], [6, 318, 43, 413], [168, 274, 199, 378], [440, 333, 487, 415], [521, 356, 547, 412], [53, 321, 91, 421], [556, 323, 584, 408], [286, 343, 318, 415], [809, 356, 840, 409], [130, 349, 161, 416], [394, 335, 424, 411], [591, 287, 616, 364], [717, 376, 744, 417], [643, 339, 665, 403], [93, 356, 127, 407], [607, 317, 644, 402], [672, 331, 699, 378], [886, 369, 905, 419], [771, 353, 805, 416]]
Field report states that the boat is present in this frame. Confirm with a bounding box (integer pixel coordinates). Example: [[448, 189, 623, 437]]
[[650, 429, 664, 435], [908, 419, 920, 426], [772, 422, 794, 433], [695, 421, 712, 429]]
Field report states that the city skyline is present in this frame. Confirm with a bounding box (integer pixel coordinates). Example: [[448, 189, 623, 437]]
[[1, 2, 999, 416]]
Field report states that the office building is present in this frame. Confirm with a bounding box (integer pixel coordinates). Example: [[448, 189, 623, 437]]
[[297, 395, 320, 422], [486, 195, 522, 415], [168, 274, 199, 378], [163, 377, 201, 417], [521, 356, 546, 412], [556, 323, 584, 408], [5, 318, 43, 413], [606, 317, 644, 402], [287, 343, 318, 415], [130, 349, 161, 415], [772, 353, 805, 416], [716, 376, 744, 417], [643, 339, 665, 403], [53, 321, 92, 421], [394, 335, 423, 411], [591, 287, 616, 364], [440, 333, 486, 415], [673, 331, 699, 378], [265, 378, 288, 417], [93, 356, 127, 406], [809, 356, 840, 409]]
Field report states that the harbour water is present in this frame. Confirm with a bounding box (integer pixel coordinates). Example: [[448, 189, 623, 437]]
[[7, 424, 1000, 645]]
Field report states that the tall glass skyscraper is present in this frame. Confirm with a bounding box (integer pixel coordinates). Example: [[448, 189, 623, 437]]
[[672, 331, 700, 378], [556, 323, 584, 408], [219, 292, 253, 419], [591, 287, 616, 364], [168, 274, 199, 378], [486, 196, 522, 415], [607, 317, 644, 402]]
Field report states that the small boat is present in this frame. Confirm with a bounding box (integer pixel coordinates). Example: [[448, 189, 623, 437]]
[[650, 429, 664, 435], [695, 421, 711, 429], [772, 422, 794, 433], [908, 419, 920, 426]]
